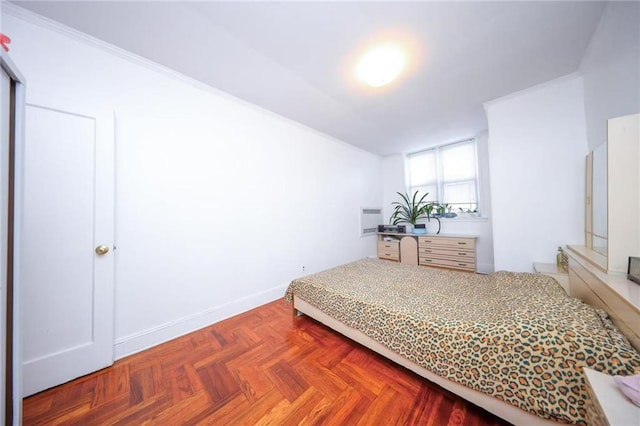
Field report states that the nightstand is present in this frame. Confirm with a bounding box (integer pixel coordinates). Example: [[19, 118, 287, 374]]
[[533, 262, 569, 294], [583, 367, 640, 426]]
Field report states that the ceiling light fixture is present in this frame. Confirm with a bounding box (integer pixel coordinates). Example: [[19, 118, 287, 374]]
[[355, 43, 406, 88]]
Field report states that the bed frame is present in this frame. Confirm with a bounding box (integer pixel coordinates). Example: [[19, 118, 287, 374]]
[[292, 248, 640, 425], [292, 296, 554, 425]]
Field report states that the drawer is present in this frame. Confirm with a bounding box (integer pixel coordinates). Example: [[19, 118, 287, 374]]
[[418, 236, 475, 249], [378, 251, 400, 261], [377, 240, 399, 252], [418, 247, 474, 258], [419, 257, 475, 272]]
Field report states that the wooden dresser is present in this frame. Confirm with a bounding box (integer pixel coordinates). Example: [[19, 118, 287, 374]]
[[377, 233, 477, 272], [418, 235, 476, 272], [377, 239, 400, 262], [565, 245, 640, 352]]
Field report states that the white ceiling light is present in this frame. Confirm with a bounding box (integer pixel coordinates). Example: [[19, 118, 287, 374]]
[[355, 43, 407, 88]]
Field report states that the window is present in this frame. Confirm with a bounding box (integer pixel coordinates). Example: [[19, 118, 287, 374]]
[[407, 139, 478, 212]]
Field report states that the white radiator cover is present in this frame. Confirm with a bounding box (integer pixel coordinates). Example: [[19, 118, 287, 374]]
[[360, 207, 382, 237]]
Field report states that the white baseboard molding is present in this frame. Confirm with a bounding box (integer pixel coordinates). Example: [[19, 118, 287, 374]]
[[113, 284, 288, 360]]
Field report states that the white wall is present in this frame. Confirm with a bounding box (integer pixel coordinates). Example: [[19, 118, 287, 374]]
[[4, 9, 382, 358], [580, 1, 640, 151], [381, 132, 496, 273], [381, 154, 406, 224], [485, 74, 587, 272]]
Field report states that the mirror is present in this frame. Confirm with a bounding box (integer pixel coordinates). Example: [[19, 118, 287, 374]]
[[591, 142, 607, 255]]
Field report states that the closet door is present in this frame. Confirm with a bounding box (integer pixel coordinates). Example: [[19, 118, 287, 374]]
[[21, 94, 115, 396]]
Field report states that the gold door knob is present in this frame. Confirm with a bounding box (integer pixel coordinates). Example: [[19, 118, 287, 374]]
[[95, 245, 109, 255]]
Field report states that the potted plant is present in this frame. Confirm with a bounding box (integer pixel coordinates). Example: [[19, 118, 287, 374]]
[[389, 191, 441, 234], [458, 207, 480, 217], [443, 204, 457, 218]]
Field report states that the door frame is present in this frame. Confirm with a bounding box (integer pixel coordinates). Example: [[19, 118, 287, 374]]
[[1, 49, 26, 426]]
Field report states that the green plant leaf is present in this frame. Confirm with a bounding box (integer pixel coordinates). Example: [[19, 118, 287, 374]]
[[389, 190, 432, 226]]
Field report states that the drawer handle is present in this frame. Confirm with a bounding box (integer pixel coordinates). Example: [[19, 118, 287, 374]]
[[457, 242, 467, 245], [458, 252, 467, 256], [422, 259, 432, 262], [458, 263, 467, 267], [424, 249, 432, 253]]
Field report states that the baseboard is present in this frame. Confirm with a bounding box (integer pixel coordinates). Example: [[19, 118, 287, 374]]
[[113, 284, 288, 360]]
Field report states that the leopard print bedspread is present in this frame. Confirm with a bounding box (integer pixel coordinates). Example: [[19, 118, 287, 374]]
[[284, 258, 640, 424]]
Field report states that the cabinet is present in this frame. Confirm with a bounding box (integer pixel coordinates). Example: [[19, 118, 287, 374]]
[[418, 235, 476, 272], [378, 233, 477, 272], [376, 234, 418, 264], [377, 239, 399, 261], [584, 113, 640, 273], [583, 367, 640, 426]]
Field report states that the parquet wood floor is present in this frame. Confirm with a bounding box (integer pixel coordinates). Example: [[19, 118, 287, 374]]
[[23, 299, 510, 425]]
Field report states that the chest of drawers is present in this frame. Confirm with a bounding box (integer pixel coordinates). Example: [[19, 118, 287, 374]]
[[418, 235, 476, 272], [377, 240, 400, 261]]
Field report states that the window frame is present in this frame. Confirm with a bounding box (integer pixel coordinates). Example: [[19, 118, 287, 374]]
[[406, 138, 480, 214]]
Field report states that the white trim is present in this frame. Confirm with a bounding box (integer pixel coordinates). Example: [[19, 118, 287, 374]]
[[2, 3, 379, 160], [438, 216, 488, 222], [1, 48, 26, 426], [113, 284, 288, 360]]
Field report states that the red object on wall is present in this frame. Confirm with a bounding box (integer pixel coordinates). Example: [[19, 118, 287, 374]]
[[0, 33, 11, 52]]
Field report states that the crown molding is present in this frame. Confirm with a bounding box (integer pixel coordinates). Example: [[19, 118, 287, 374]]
[[483, 72, 583, 112], [2, 2, 222, 94], [2, 2, 380, 159]]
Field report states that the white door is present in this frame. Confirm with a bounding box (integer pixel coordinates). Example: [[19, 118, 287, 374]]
[[21, 93, 115, 396]]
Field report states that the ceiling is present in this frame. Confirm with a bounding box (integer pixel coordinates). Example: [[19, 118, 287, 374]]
[[11, 1, 606, 156]]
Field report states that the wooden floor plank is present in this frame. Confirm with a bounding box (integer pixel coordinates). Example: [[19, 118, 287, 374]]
[[23, 298, 510, 426]]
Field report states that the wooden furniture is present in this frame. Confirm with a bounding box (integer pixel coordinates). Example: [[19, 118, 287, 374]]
[[377, 238, 399, 261], [607, 113, 640, 273], [533, 262, 569, 294], [377, 235, 418, 264], [583, 367, 640, 426], [566, 246, 640, 351], [399, 236, 418, 265], [584, 113, 640, 273], [377, 232, 477, 272], [418, 235, 476, 272]]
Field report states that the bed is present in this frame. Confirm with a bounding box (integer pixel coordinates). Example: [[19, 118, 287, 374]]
[[284, 258, 640, 425]]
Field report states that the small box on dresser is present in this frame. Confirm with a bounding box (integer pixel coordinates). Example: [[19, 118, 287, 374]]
[[418, 235, 477, 272]]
